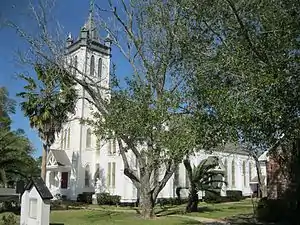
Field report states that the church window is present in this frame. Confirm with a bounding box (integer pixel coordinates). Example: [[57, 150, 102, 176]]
[[64, 129, 67, 149], [67, 127, 71, 149], [107, 162, 116, 188], [86, 128, 92, 148], [231, 159, 235, 187], [74, 55, 78, 75], [94, 163, 100, 184], [112, 162, 116, 188], [224, 159, 228, 183], [61, 132, 63, 149], [174, 166, 180, 187], [98, 58, 102, 79], [90, 55, 95, 76], [107, 162, 111, 187], [85, 165, 90, 187], [185, 167, 190, 187], [69, 57, 73, 73], [111, 139, 116, 154], [243, 161, 247, 187], [249, 163, 252, 182]]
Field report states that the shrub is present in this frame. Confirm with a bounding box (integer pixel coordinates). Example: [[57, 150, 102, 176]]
[[203, 191, 223, 203], [0, 200, 20, 213], [226, 190, 244, 201], [203, 190, 244, 203], [256, 198, 288, 222], [97, 193, 121, 205], [77, 192, 94, 204], [0, 213, 17, 225]]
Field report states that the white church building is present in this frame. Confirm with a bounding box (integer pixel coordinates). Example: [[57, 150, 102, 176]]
[[46, 6, 259, 202]]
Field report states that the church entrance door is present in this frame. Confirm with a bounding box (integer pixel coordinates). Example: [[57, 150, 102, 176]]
[[61, 172, 68, 189]]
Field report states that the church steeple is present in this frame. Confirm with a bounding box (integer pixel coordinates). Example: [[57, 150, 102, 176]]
[[81, 0, 99, 41]]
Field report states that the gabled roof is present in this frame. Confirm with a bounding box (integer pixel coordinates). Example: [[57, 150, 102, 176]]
[[48, 149, 71, 167], [250, 175, 266, 184], [205, 143, 249, 156], [24, 177, 53, 200], [258, 150, 269, 161]]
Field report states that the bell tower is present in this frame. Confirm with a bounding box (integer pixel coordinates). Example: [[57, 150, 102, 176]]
[[48, 1, 113, 200]]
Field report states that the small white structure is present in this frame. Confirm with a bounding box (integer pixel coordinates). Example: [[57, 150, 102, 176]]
[[20, 177, 53, 225]]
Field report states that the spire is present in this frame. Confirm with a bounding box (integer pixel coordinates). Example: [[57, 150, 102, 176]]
[[81, 0, 99, 41], [89, 0, 95, 14]]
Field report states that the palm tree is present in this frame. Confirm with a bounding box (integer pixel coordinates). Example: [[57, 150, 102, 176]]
[[18, 63, 77, 180], [180, 156, 226, 212]]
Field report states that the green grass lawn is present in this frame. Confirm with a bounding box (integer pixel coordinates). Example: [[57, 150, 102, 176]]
[[193, 198, 256, 219], [50, 210, 201, 225], [156, 198, 256, 219], [0, 199, 256, 225]]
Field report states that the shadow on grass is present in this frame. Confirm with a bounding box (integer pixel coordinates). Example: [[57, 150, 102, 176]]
[[156, 206, 222, 217], [225, 214, 286, 225]]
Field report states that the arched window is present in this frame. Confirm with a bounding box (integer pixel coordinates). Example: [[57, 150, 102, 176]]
[[63, 129, 67, 149], [69, 57, 73, 72], [94, 163, 100, 182], [98, 58, 102, 79], [67, 127, 71, 149], [243, 161, 246, 186], [90, 55, 95, 76], [85, 165, 90, 187], [111, 139, 116, 154], [224, 159, 228, 183], [86, 128, 92, 148], [61, 132, 64, 149], [249, 163, 252, 182], [231, 159, 235, 187], [74, 55, 78, 75]]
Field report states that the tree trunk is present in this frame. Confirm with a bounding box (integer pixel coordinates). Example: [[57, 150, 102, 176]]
[[186, 185, 198, 212], [41, 144, 48, 181], [0, 169, 7, 188], [253, 154, 267, 198], [139, 184, 155, 219]]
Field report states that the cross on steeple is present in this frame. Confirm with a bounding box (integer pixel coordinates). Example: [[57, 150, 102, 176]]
[[89, 0, 95, 14], [81, 0, 98, 41]]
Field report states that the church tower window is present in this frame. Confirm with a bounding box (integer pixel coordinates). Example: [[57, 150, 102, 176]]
[[90, 55, 95, 76], [86, 128, 92, 148], [74, 55, 78, 75], [231, 159, 235, 187], [111, 139, 116, 154], [63, 129, 67, 149], [67, 127, 71, 149], [98, 58, 102, 79], [85, 165, 90, 187]]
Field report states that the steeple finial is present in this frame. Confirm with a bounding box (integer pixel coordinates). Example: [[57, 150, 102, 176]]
[[89, 0, 95, 14], [80, 0, 99, 42]]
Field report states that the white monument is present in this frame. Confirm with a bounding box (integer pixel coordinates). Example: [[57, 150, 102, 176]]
[[92, 178, 101, 204], [20, 177, 53, 225]]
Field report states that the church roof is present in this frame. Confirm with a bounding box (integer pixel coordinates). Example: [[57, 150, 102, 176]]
[[24, 177, 53, 200], [50, 149, 71, 166], [250, 175, 266, 184], [206, 143, 249, 156]]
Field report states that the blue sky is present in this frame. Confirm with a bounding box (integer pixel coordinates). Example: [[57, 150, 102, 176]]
[[0, 0, 132, 158]]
